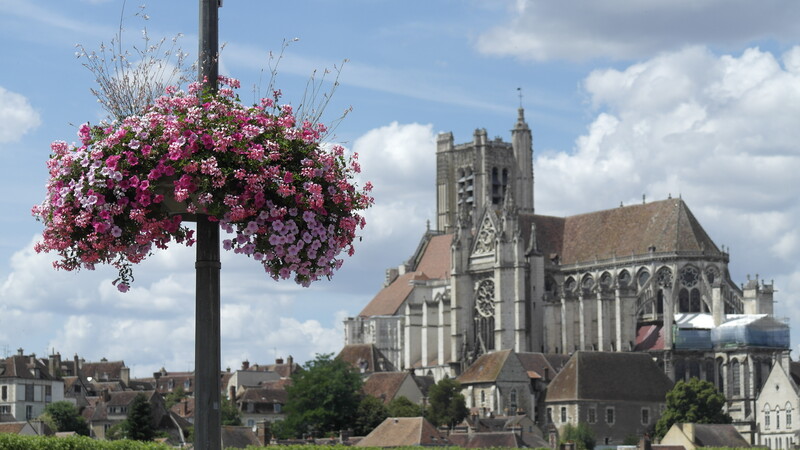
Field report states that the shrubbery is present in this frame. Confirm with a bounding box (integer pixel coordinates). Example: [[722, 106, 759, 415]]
[[0, 434, 171, 449]]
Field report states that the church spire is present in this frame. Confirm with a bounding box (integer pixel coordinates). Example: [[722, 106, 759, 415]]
[[511, 96, 533, 213]]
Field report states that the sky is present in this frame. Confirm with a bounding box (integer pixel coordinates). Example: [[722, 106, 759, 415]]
[[1, 0, 800, 378]]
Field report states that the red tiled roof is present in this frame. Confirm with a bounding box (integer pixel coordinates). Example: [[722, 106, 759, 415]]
[[356, 417, 446, 447], [457, 350, 513, 384], [363, 372, 410, 404], [359, 234, 452, 317]]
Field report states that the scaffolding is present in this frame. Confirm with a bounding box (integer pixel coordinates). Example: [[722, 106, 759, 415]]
[[711, 314, 790, 349]]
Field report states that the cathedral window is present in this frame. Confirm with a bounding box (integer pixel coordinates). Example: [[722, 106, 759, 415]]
[[765, 406, 771, 429], [474, 279, 495, 352], [509, 389, 518, 411], [690, 289, 702, 313], [656, 267, 673, 288], [679, 288, 690, 312], [492, 167, 502, 205], [680, 266, 700, 288], [618, 270, 631, 288], [600, 272, 612, 290], [717, 359, 725, 393], [582, 275, 594, 291], [565, 277, 576, 293], [637, 270, 650, 288], [706, 267, 718, 285], [689, 360, 700, 379], [731, 360, 741, 396], [674, 360, 686, 382], [657, 290, 664, 314]]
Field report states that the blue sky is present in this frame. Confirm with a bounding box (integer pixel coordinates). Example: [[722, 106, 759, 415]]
[[2, 0, 800, 377]]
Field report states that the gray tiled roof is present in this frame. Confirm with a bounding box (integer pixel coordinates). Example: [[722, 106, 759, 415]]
[[545, 351, 673, 402]]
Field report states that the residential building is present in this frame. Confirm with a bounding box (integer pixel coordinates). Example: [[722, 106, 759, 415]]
[[660, 423, 751, 449], [755, 359, 798, 449], [544, 351, 672, 445], [362, 372, 428, 406], [356, 417, 449, 447], [0, 349, 64, 422]]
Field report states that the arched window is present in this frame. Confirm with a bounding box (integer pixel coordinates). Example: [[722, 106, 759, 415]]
[[690, 289, 702, 313], [509, 388, 518, 411], [689, 360, 701, 379], [618, 270, 631, 288], [474, 280, 495, 352], [765, 403, 772, 430], [731, 360, 741, 396], [491, 167, 502, 205], [674, 360, 686, 382], [717, 359, 725, 393], [786, 403, 793, 428], [638, 270, 650, 288], [679, 288, 690, 312]]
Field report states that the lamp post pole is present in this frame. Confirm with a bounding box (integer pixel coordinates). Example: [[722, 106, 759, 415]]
[[196, 1, 221, 449]]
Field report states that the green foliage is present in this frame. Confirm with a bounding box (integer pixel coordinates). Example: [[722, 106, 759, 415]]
[[222, 395, 243, 426], [425, 378, 468, 428], [0, 434, 170, 449], [387, 396, 424, 417], [282, 353, 364, 438], [655, 378, 732, 439], [163, 385, 188, 409], [123, 393, 156, 441], [41, 401, 90, 436], [560, 422, 596, 450], [354, 395, 388, 436], [106, 422, 126, 440]]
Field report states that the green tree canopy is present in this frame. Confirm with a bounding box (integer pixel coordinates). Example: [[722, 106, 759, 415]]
[[560, 422, 596, 450], [221, 396, 242, 426], [123, 393, 156, 441], [42, 401, 90, 436], [425, 378, 468, 428], [387, 396, 424, 417], [354, 395, 388, 436], [655, 378, 732, 438], [282, 353, 363, 438], [164, 385, 188, 410]]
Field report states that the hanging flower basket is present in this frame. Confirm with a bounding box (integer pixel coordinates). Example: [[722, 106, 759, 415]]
[[33, 76, 373, 292]]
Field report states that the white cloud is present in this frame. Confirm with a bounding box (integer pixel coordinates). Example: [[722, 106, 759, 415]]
[[0, 86, 40, 144], [477, 0, 800, 62]]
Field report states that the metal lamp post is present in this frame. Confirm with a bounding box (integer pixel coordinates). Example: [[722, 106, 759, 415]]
[[195, 1, 221, 449]]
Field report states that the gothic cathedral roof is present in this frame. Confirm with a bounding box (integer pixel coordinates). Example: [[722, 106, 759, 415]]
[[527, 198, 721, 265]]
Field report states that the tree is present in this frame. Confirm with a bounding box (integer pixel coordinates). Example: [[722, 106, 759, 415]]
[[387, 396, 424, 417], [560, 422, 596, 450], [655, 378, 732, 439], [41, 401, 90, 436], [164, 385, 188, 409], [221, 396, 242, 426], [123, 393, 156, 441], [354, 395, 388, 436], [425, 378, 468, 428], [282, 353, 363, 438]]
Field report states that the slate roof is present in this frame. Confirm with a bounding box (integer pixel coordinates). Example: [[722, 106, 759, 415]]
[[673, 423, 751, 447], [545, 351, 673, 402], [79, 360, 126, 381], [532, 198, 721, 265], [0, 422, 32, 435], [517, 352, 569, 381], [221, 425, 261, 448], [362, 372, 410, 404], [337, 344, 396, 373], [359, 233, 452, 317], [790, 361, 800, 385], [356, 417, 448, 447], [0, 354, 55, 380], [237, 383, 288, 405], [457, 350, 513, 384], [448, 431, 525, 448]]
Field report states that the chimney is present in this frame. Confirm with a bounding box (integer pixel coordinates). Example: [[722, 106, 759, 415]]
[[74, 354, 80, 377], [229, 385, 236, 401], [256, 421, 271, 446], [101, 388, 111, 402], [242, 360, 250, 370], [275, 357, 284, 365], [17, 348, 23, 356], [287, 355, 293, 367], [121, 366, 130, 386]]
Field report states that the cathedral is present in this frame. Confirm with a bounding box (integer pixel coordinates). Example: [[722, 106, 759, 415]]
[[343, 108, 789, 440]]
